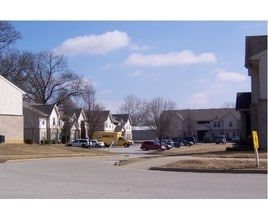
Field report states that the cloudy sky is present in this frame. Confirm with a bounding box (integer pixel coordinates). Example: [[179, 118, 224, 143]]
[[10, 21, 266, 112], [2, 0, 268, 218]]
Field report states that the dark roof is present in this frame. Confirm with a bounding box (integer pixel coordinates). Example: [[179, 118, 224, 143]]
[[98, 111, 113, 123], [23, 102, 48, 117], [245, 35, 267, 68], [112, 114, 131, 123], [72, 108, 84, 118], [165, 108, 240, 121], [31, 104, 55, 115], [235, 92, 251, 111]]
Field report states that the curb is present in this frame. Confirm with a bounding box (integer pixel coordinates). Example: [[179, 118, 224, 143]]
[[149, 167, 267, 174]]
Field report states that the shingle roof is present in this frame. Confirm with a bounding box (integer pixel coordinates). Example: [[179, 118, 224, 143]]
[[23, 102, 48, 117], [96, 111, 114, 124], [112, 114, 131, 124], [165, 108, 240, 121], [31, 104, 55, 115], [73, 108, 83, 118]]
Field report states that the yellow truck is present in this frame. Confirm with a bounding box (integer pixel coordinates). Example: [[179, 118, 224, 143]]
[[93, 131, 133, 147]]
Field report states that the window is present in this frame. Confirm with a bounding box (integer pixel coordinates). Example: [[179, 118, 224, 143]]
[[229, 121, 233, 127], [214, 121, 220, 128], [198, 121, 209, 124], [53, 118, 56, 126]]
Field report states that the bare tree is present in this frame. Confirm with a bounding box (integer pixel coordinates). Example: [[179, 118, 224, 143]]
[[22, 51, 83, 105], [79, 80, 105, 138], [0, 21, 21, 54], [119, 94, 150, 126], [147, 97, 176, 142], [184, 110, 196, 136], [0, 50, 32, 86]]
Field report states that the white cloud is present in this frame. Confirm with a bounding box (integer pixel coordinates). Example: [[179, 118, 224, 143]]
[[216, 71, 247, 82], [54, 30, 130, 56], [129, 70, 143, 77], [188, 93, 208, 105], [125, 50, 217, 67], [129, 43, 150, 51]]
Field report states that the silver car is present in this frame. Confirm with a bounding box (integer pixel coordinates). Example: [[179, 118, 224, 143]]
[[67, 139, 90, 148]]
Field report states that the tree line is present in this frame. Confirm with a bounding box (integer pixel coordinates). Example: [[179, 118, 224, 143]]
[[1, 21, 177, 141]]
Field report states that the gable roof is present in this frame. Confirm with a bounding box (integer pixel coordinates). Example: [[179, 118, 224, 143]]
[[0, 75, 26, 95], [23, 102, 48, 117], [73, 108, 84, 118], [31, 104, 58, 116], [165, 108, 240, 121], [98, 111, 114, 124], [112, 114, 132, 124]]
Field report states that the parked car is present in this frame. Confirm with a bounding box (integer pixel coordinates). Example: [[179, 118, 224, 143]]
[[140, 140, 166, 151], [183, 136, 196, 144], [231, 136, 240, 143], [90, 139, 105, 148], [161, 139, 174, 146], [67, 139, 91, 148], [172, 137, 184, 147], [181, 139, 194, 146], [215, 135, 227, 144], [161, 139, 174, 148], [172, 137, 193, 147]]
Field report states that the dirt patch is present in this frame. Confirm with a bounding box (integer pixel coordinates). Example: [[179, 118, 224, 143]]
[[0, 143, 114, 163]]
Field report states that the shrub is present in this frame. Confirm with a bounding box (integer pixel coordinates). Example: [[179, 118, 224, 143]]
[[24, 139, 33, 144], [41, 139, 50, 145], [226, 144, 253, 152]]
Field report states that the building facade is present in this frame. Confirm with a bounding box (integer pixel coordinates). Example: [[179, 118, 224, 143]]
[[24, 103, 63, 143], [244, 35, 267, 150], [112, 114, 133, 140], [0, 75, 25, 143], [164, 108, 241, 142]]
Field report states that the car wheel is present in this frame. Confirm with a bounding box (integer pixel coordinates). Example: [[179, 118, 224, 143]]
[[124, 144, 129, 148]]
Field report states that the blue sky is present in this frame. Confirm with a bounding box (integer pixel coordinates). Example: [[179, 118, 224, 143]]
[[11, 21, 267, 112]]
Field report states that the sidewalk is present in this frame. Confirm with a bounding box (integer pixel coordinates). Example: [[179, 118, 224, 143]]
[[118, 155, 267, 174]]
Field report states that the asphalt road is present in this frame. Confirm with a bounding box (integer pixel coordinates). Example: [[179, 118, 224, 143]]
[[0, 155, 267, 199]]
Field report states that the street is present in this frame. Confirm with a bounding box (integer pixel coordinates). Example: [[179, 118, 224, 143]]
[[0, 154, 266, 199]]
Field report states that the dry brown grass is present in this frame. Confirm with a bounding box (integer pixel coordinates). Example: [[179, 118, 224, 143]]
[[163, 159, 267, 170], [0, 143, 114, 163], [148, 143, 267, 171], [156, 143, 267, 159]]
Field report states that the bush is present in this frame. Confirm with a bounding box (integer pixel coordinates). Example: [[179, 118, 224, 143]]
[[40, 139, 58, 145], [51, 139, 57, 144], [24, 139, 33, 144], [41, 139, 50, 145], [226, 144, 253, 152]]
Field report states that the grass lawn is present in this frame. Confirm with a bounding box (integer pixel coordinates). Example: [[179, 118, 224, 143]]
[[153, 143, 267, 171], [0, 143, 114, 163]]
